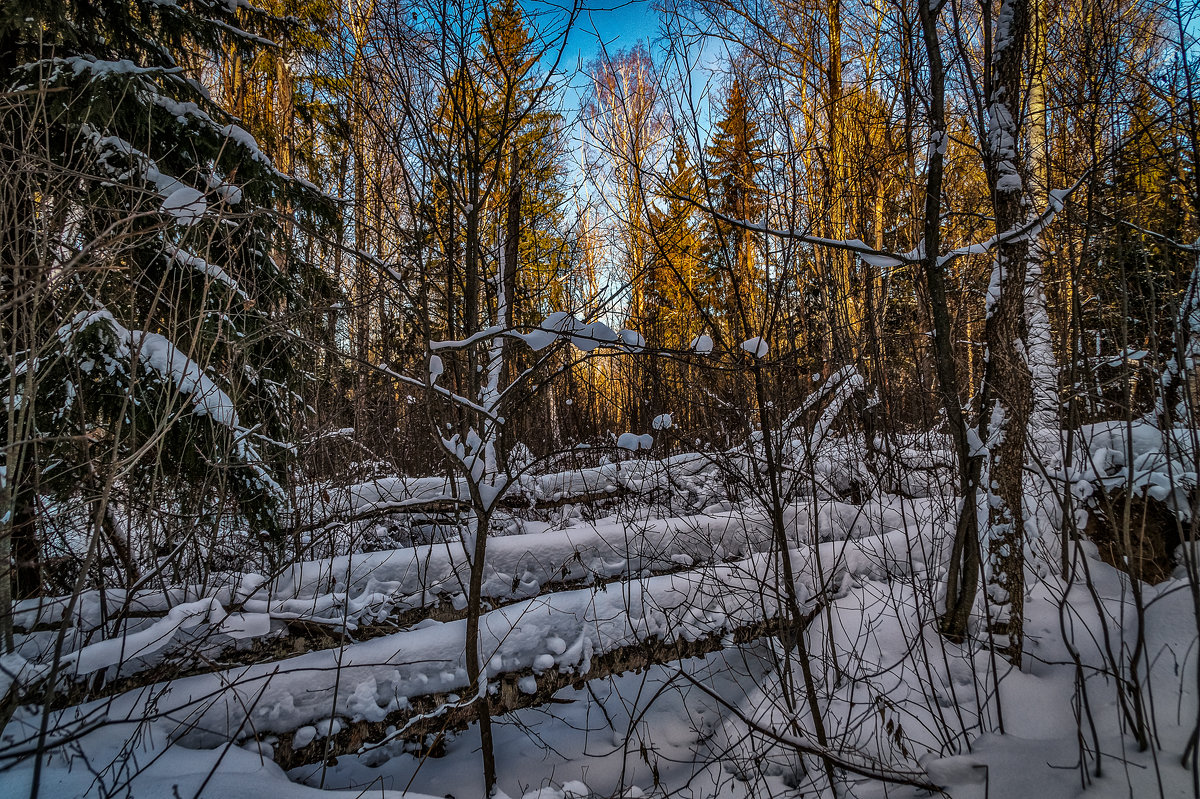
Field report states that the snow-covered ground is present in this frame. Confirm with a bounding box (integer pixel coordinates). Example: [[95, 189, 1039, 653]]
[[2, 427, 1197, 799]]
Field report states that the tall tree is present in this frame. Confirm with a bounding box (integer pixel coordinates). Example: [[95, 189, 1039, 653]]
[[973, 0, 1035, 663], [586, 44, 667, 333], [704, 77, 766, 344], [0, 0, 331, 603], [648, 135, 707, 348]]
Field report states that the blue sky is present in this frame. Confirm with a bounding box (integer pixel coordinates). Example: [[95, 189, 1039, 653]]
[[566, 0, 661, 63], [550, 0, 668, 128]]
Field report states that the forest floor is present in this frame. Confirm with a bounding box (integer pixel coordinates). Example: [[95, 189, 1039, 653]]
[[1, 424, 1197, 799]]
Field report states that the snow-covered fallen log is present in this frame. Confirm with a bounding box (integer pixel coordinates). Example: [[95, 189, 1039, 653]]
[[309, 451, 720, 524], [16, 507, 775, 646], [308, 373, 879, 531], [3, 521, 944, 773], [13, 497, 944, 696]]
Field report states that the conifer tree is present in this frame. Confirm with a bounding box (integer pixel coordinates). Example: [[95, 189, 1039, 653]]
[[704, 77, 766, 343], [218, 0, 340, 181], [648, 135, 707, 348], [482, 0, 570, 323], [420, 0, 569, 351], [0, 0, 332, 598]]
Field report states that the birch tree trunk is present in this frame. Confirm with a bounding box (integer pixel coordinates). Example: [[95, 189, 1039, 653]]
[[1025, 0, 1059, 437]]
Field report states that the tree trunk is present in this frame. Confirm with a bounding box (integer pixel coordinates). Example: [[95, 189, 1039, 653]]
[[976, 0, 1034, 664], [504, 152, 521, 329], [2, 87, 42, 604], [919, 0, 983, 642], [10, 442, 39, 600], [1024, 0, 1059, 437]]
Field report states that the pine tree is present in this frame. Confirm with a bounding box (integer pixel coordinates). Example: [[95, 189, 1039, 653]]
[[648, 135, 707, 349], [421, 0, 569, 346], [0, 0, 332, 598], [218, 0, 339, 180], [704, 78, 766, 343], [1097, 96, 1194, 363], [479, 0, 570, 324]]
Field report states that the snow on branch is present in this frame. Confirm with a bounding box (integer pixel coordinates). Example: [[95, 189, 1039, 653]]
[[698, 206, 922, 266], [693, 174, 1086, 270], [937, 177, 1086, 266], [50, 309, 286, 504], [60, 310, 240, 428], [428, 313, 646, 356]]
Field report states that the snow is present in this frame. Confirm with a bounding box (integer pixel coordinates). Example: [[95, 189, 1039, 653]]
[[4, 418, 1197, 799], [922, 754, 988, 787], [0, 653, 47, 700], [514, 311, 577, 351], [995, 172, 1022, 191], [0, 725, 424, 799], [616, 432, 654, 451], [619, 329, 646, 349], [329, 450, 720, 514], [847, 239, 905, 269], [213, 180, 243, 205], [5, 462, 1197, 799], [740, 336, 768, 358], [160, 185, 207, 225], [986, 97, 1021, 194], [509, 313, 639, 354], [10, 14, 1197, 798], [427, 354, 443, 385], [1075, 420, 1199, 516], [856, 250, 905, 268], [61, 310, 239, 428], [164, 242, 241, 293], [13, 491, 936, 690], [572, 320, 620, 352], [10, 518, 936, 755], [292, 560, 1194, 798], [64, 598, 226, 674]]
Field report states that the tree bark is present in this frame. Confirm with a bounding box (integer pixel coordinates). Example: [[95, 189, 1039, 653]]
[[918, 0, 983, 642], [976, 0, 1034, 664]]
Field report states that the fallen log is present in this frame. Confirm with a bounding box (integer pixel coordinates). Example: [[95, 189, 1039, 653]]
[[270, 611, 804, 770], [2, 524, 931, 790], [1084, 486, 1186, 583]]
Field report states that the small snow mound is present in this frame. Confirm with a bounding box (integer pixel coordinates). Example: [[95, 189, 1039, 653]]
[[218, 612, 271, 640], [521, 790, 563, 799], [616, 432, 653, 451], [689, 333, 713, 354], [923, 754, 987, 788], [160, 186, 206, 225], [619, 329, 646, 349], [291, 725, 317, 749], [520, 788, 569, 799], [561, 782, 591, 799], [651, 413, 672, 430], [740, 336, 768, 358]]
